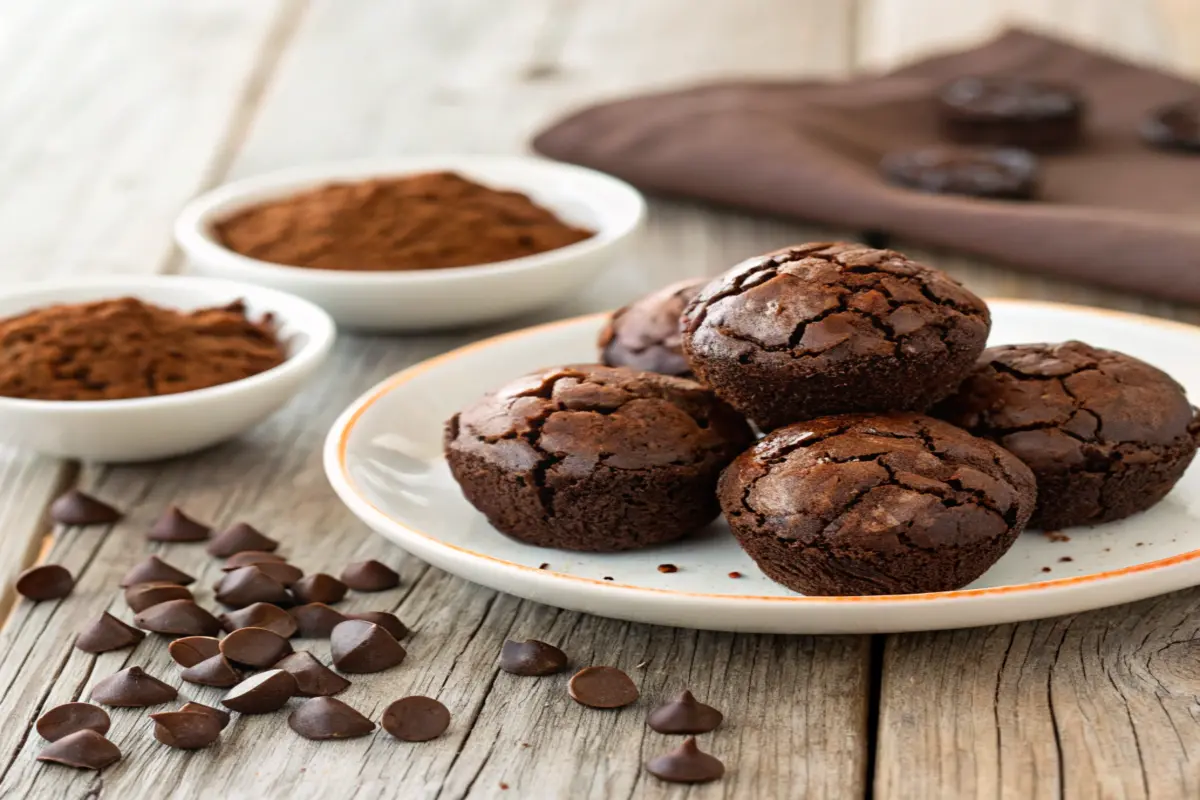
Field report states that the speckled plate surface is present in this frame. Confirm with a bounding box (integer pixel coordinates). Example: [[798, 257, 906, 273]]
[[324, 300, 1200, 633]]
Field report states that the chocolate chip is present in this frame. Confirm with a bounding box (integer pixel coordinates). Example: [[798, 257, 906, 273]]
[[180, 654, 242, 688], [150, 711, 222, 749], [221, 602, 297, 637], [498, 639, 567, 676], [329, 620, 406, 673], [340, 560, 400, 592], [568, 667, 638, 709], [646, 737, 724, 783], [728, 571, 742, 579], [37, 729, 121, 770], [290, 603, 348, 638], [220, 627, 293, 668], [288, 697, 375, 740], [221, 550, 287, 571], [180, 702, 230, 730], [251, 560, 304, 586], [168, 636, 221, 667], [120, 555, 195, 587], [381, 696, 450, 742], [90, 666, 177, 707], [50, 490, 121, 526], [124, 581, 194, 613], [214, 566, 292, 608], [274, 651, 351, 697], [148, 506, 211, 542], [657, 564, 678, 574], [36, 703, 111, 741], [646, 690, 723, 734], [344, 611, 408, 640], [133, 599, 222, 636], [15, 564, 74, 601], [290, 574, 347, 605], [221, 669, 297, 714], [206, 522, 279, 558], [75, 612, 145, 654]]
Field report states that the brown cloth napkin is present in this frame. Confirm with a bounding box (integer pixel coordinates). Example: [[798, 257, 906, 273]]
[[532, 29, 1200, 303]]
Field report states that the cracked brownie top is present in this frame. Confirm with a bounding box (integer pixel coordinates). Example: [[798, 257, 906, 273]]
[[598, 278, 706, 377]]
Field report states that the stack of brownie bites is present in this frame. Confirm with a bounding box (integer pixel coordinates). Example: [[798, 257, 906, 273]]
[[445, 242, 1200, 596]]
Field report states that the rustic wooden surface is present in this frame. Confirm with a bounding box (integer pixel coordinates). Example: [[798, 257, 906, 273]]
[[0, 1, 1197, 798]]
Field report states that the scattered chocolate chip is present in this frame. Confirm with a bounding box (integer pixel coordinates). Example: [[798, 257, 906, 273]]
[[149, 506, 210, 542], [538, 563, 550, 570], [120, 555, 194, 587], [344, 611, 408, 640], [206, 522, 279, 558], [214, 566, 292, 608], [222, 550, 287, 571], [50, 490, 121, 526], [274, 651, 351, 697], [1059, 556, 1074, 563], [1041, 567, 1052, 573], [133, 599, 222, 636], [221, 602, 297, 637], [75, 612, 145, 654], [37, 729, 121, 771], [221, 669, 297, 714], [603, 577, 613, 581], [288, 696, 375, 740], [329, 620, 406, 673], [180, 654, 242, 688], [150, 711, 222, 749], [36, 703, 111, 741], [646, 737, 724, 783], [180, 702, 230, 730], [168, 636, 222, 668], [647, 690, 723, 734], [252, 560, 304, 586], [657, 564, 678, 574], [291, 603, 349, 638], [15, 564, 74, 601], [568, 667, 638, 709], [90, 666, 177, 707], [727, 571, 742, 579], [340, 560, 400, 592], [220, 627, 293, 668], [499, 639, 568, 676], [124, 581, 194, 613], [381, 696, 450, 741], [291, 574, 347, 605]]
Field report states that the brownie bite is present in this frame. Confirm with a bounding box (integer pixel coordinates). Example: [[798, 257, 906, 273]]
[[445, 364, 753, 551], [934, 342, 1200, 530], [598, 278, 706, 377], [718, 413, 1036, 596], [880, 146, 1038, 200], [680, 242, 990, 431], [937, 76, 1085, 150]]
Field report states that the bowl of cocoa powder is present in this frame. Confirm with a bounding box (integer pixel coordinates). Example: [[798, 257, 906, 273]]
[[0, 275, 335, 462], [174, 156, 645, 331]]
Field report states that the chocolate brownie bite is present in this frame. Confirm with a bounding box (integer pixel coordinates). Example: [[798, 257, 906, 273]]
[[880, 146, 1038, 200], [598, 278, 706, 377], [718, 413, 1036, 596], [680, 243, 990, 430], [934, 342, 1200, 530], [938, 76, 1085, 150], [445, 364, 753, 551]]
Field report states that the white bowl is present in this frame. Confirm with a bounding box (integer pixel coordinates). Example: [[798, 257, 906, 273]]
[[0, 276, 335, 462], [174, 155, 647, 331]]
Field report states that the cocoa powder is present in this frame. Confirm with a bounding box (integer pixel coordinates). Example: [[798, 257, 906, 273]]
[[0, 298, 285, 401], [214, 171, 594, 271]]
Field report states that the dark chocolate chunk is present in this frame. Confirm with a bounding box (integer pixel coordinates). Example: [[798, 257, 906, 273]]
[[50, 490, 121, 526], [329, 620, 407, 673], [220, 627, 293, 668], [381, 696, 450, 742], [120, 555, 195, 587], [15, 564, 74, 601], [288, 697, 375, 740], [646, 737, 724, 783], [150, 711, 222, 749], [148, 506, 211, 542], [498, 639, 568, 676], [646, 690, 723, 734], [214, 566, 292, 608], [90, 666, 177, 707], [568, 666, 639, 709], [37, 729, 121, 771], [290, 603, 348, 638], [206, 522, 279, 558], [1141, 98, 1200, 152], [339, 560, 400, 592], [657, 564, 678, 574], [344, 611, 408, 640], [221, 550, 287, 571], [75, 612, 146, 654], [124, 581, 194, 613], [220, 602, 297, 637], [290, 573, 347, 605], [250, 560, 304, 586], [168, 636, 222, 668], [133, 599, 222, 636], [36, 702, 111, 741], [221, 669, 297, 714], [880, 146, 1038, 200], [180, 654, 242, 688], [180, 702, 230, 730], [274, 651, 351, 697]]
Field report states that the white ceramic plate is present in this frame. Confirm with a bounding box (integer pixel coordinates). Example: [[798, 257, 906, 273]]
[[325, 300, 1200, 633]]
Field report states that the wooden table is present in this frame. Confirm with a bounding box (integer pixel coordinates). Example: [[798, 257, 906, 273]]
[[1, 1, 1198, 797]]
